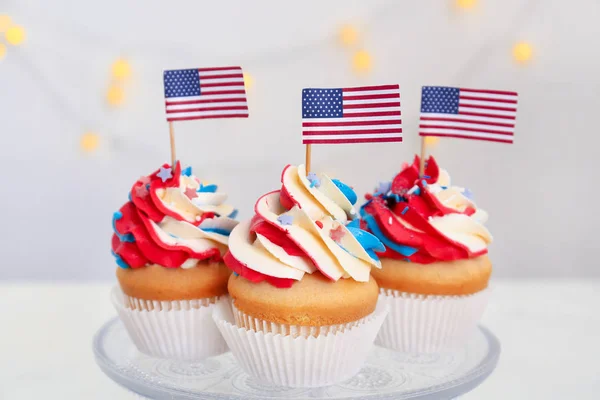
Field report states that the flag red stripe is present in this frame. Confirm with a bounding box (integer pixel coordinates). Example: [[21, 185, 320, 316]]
[[459, 95, 517, 104], [199, 73, 244, 79], [459, 111, 516, 120], [419, 132, 512, 144], [419, 117, 515, 128], [303, 128, 402, 135], [344, 102, 401, 109], [197, 66, 241, 72], [167, 114, 249, 122], [343, 93, 400, 101], [460, 88, 518, 96], [343, 111, 402, 117], [343, 85, 399, 92], [167, 106, 248, 114], [303, 119, 402, 127], [191, 90, 246, 96], [166, 97, 246, 105], [419, 125, 514, 135], [201, 82, 245, 88], [303, 137, 403, 144], [459, 104, 517, 112]]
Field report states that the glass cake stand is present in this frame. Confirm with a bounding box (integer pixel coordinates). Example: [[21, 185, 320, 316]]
[[93, 317, 500, 400]]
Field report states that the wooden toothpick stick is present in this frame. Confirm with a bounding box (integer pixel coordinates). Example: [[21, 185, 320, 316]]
[[419, 136, 427, 176], [169, 121, 176, 166], [305, 144, 312, 174]]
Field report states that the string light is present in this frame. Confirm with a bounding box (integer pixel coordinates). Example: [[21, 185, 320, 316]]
[[111, 59, 131, 80], [5, 24, 26, 46], [80, 132, 100, 152], [425, 136, 440, 146], [455, 0, 478, 10], [0, 15, 11, 32], [352, 50, 372, 73], [0, 43, 6, 60], [106, 85, 125, 106], [243, 72, 254, 90], [513, 42, 533, 64], [338, 25, 358, 47]]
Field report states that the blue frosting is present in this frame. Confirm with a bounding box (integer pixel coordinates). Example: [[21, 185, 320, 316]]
[[228, 209, 239, 219], [201, 227, 232, 236], [197, 183, 218, 193], [112, 211, 135, 243], [347, 226, 385, 260], [182, 166, 192, 176], [346, 219, 360, 229], [332, 178, 357, 205], [111, 250, 129, 269], [362, 214, 418, 257]]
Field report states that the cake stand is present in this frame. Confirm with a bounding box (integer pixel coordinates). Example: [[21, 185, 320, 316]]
[[93, 317, 500, 399]]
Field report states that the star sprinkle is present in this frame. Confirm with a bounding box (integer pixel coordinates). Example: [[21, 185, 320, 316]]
[[375, 181, 391, 195], [462, 188, 474, 199], [157, 167, 173, 182], [330, 225, 346, 242], [277, 215, 294, 226], [184, 186, 198, 199], [134, 184, 149, 198], [307, 172, 321, 188]]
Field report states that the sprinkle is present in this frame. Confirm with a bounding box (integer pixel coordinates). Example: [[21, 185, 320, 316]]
[[233, 272, 239, 277], [423, 175, 431, 179], [307, 172, 321, 188], [350, 208, 356, 215], [315, 221, 323, 229], [330, 225, 346, 242], [134, 184, 148, 198], [388, 216, 393, 225], [403, 258, 411, 263], [406, 185, 419, 195], [421, 179, 428, 187], [401, 206, 409, 215], [195, 215, 201, 221], [375, 181, 392, 195], [157, 166, 173, 182], [184, 186, 198, 199], [462, 188, 474, 200], [277, 214, 294, 226]]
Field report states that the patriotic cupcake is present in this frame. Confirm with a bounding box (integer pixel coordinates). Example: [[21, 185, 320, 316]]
[[213, 164, 388, 387], [360, 155, 492, 353], [111, 162, 238, 361]]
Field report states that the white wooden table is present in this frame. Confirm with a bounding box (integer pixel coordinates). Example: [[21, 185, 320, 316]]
[[1, 280, 599, 399]]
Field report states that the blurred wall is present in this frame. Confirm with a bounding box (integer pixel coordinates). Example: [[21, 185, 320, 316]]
[[0, 0, 597, 280]]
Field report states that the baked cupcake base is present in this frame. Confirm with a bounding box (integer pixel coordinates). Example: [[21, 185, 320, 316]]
[[213, 297, 389, 388], [111, 287, 228, 361]]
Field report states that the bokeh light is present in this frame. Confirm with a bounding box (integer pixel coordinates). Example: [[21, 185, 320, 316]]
[[80, 132, 100, 152], [106, 85, 125, 106], [353, 50, 372, 73], [111, 59, 131, 80], [0, 15, 12, 32], [5, 24, 26, 46], [513, 42, 533, 64], [425, 136, 440, 146], [455, 0, 478, 9], [339, 25, 358, 47], [243, 72, 254, 90], [0, 43, 6, 60]]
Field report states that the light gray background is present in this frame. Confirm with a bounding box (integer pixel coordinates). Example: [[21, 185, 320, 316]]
[[1, 0, 597, 281]]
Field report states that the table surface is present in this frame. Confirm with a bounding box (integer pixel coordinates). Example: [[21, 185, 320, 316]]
[[1, 279, 599, 400]]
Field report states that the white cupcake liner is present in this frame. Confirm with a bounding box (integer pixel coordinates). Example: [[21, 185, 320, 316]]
[[212, 299, 389, 388], [376, 287, 491, 354], [111, 286, 228, 361]]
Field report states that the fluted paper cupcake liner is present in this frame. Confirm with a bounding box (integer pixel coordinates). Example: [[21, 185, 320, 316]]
[[213, 299, 388, 388], [111, 286, 228, 361], [375, 287, 491, 354]]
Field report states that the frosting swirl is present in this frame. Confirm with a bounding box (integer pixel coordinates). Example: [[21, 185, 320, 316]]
[[111, 162, 238, 269], [360, 156, 492, 264], [224, 165, 384, 288]]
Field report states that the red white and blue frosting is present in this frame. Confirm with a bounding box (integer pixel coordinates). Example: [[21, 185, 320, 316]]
[[359, 156, 492, 264], [224, 165, 384, 288], [111, 162, 238, 269]]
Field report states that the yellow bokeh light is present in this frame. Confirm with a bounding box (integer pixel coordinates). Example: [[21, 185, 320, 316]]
[[80, 132, 100, 152], [243, 72, 254, 90], [5, 25, 26, 45], [513, 42, 533, 63], [106, 85, 125, 106], [424, 136, 440, 146], [0, 43, 6, 60], [455, 0, 478, 9], [353, 50, 372, 73], [0, 15, 12, 32], [112, 59, 131, 80], [339, 25, 358, 47]]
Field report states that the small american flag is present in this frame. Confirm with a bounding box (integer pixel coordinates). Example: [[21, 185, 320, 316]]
[[163, 66, 248, 122], [302, 84, 402, 144], [419, 86, 518, 144]]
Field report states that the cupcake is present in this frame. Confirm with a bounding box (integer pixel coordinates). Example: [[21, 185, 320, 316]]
[[213, 164, 388, 387], [110, 161, 238, 361], [360, 155, 492, 353]]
